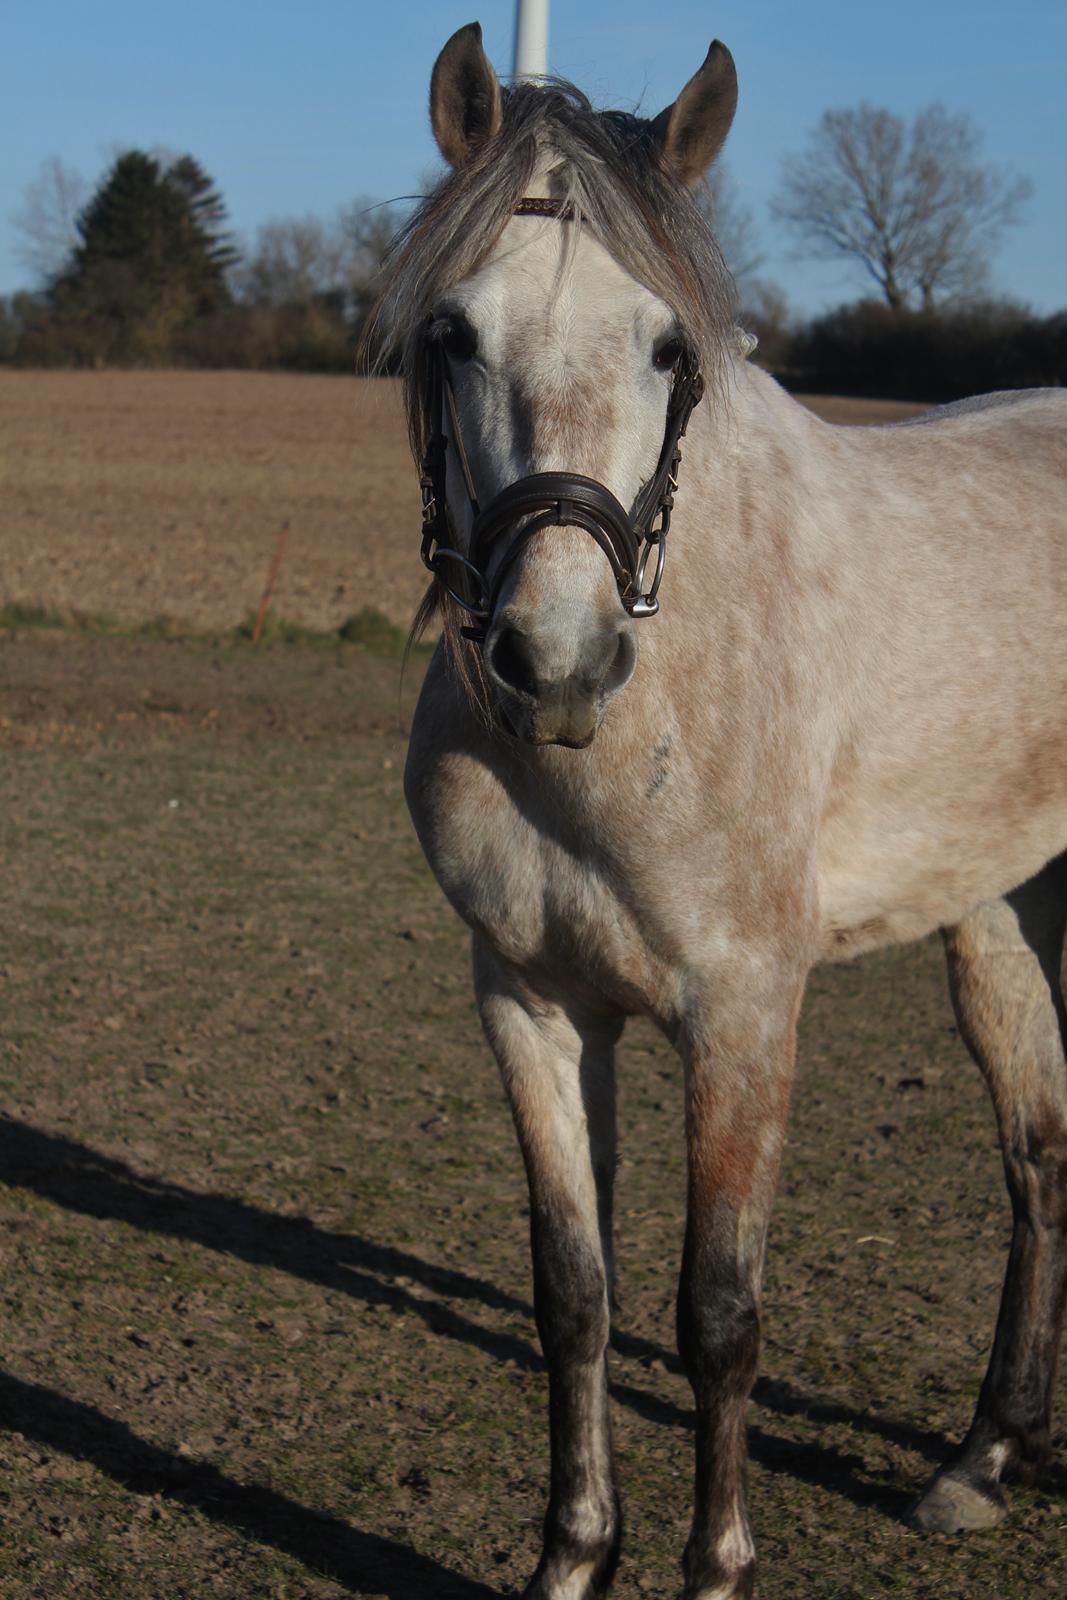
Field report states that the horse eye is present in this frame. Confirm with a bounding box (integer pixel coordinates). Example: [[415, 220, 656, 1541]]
[[435, 316, 478, 362], [653, 336, 685, 372]]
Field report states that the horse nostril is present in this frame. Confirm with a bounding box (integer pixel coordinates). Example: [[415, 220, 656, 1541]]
[[580, 623, 637, 698], [487, 626, 540, 699], [603, 626, 638, 695]]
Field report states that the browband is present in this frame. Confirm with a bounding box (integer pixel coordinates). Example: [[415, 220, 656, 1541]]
[[513, 197, 575, 220]]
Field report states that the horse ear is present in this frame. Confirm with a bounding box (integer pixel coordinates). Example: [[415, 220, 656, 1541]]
[[430, 22, 503, 168], [652, 40, 738, 186]]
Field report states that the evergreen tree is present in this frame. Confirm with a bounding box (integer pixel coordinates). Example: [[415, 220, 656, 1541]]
[[49, 149, 235, 361], [165, 154, 239, 292]]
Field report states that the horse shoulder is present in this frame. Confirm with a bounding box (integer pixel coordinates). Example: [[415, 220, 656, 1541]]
[[404, 653, 594, 981]]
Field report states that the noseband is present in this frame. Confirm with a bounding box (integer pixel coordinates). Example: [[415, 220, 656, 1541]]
[[418, 199, 705, 643]]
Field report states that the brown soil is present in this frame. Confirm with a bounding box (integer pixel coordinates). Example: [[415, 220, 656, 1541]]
[[0, 371, 425, 635], [0, 632, 1063, 1600]]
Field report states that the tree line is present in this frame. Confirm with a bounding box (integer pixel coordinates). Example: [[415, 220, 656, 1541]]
[[2, 100, 1062, 399], [1, 148, 403, 372]]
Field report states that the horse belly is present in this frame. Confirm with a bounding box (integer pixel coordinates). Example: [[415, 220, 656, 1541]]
[[816, 744, 1067, 960]]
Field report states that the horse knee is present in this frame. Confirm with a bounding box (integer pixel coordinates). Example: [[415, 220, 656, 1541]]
[[544, 1491, 621, 1567], [1010, 1122, 1067, 1231], [532, 1213, 609, 1367], [677, 1280, 761, 1399]]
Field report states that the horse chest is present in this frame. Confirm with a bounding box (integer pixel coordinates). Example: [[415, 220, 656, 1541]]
[[409, 745, 662, 1004]]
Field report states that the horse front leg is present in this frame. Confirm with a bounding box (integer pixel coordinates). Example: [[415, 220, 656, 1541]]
[[675, 974, 804, 1600], [474, 937, 622, 1600]]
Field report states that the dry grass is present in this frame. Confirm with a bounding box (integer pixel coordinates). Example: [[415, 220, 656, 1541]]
[[0, 371, 926, 634], [0, 371, 424, 634]]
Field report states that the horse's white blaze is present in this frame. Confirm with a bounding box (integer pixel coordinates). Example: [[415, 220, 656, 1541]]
[[442, 220, 677, 541]]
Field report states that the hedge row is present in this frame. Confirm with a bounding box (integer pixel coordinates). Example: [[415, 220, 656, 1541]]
[[2, 292, 1064, 401], [777, 300, 1066, 401]]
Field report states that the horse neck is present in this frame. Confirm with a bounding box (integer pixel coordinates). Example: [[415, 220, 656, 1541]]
[[586, 360, 855, 782], [635, 358, 828, 666]]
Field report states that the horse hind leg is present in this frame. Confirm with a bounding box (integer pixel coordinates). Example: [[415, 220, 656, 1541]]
[[473, 937, 622, 1600], [912, 852, 1067, 1533]]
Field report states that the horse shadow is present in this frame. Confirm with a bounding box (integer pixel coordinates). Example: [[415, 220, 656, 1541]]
[[2, 1113, 1059, 1561], [0, 1368, 499, 1599]]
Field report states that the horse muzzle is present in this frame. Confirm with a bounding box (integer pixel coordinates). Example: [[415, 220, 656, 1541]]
[[484, 597, 638, 748]]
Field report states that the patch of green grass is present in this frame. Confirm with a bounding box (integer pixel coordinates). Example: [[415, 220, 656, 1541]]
[[234, 603, 433, 655], [0, 602, 120, 635], [233, 611, 336, 647], [337, 606, 431, 658], [0, 600, 432, 658], [0, 603, 196, 639]]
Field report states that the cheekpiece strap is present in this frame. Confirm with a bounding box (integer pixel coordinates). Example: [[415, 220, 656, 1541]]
[[514, 197, 575, 220]]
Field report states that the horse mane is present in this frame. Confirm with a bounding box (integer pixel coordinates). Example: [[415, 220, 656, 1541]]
[[367, 77, 737, 699]]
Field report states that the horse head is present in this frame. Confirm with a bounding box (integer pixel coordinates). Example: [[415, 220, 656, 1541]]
[[382, 22, 737, 747]]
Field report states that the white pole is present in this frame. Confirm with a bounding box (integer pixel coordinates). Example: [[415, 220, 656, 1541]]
[[514, 0, 549, 79]]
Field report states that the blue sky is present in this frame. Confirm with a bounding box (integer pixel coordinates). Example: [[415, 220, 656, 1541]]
[[2, 1, 1064, 313]]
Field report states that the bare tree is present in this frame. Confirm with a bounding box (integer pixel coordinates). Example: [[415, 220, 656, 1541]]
[[234, 216, 349, 307], [772, 103, 1031, 310], [337, 199, 407, 320], [11, 157, 88, 285], [234, 200, 406, 320], [694, 166, 792, 363]]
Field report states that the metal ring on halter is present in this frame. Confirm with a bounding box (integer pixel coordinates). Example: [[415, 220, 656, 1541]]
[[632, 532, 667, 618], [424, 546, 491, 621]]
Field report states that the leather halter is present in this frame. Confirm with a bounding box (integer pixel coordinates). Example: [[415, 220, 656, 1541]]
[[418, 200, 705, 643]]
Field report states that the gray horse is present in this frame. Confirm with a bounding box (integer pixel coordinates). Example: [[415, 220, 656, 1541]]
[[377, 23, 1067, 1599]]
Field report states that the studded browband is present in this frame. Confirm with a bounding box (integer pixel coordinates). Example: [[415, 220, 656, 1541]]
[[513, 197, 575, 220]]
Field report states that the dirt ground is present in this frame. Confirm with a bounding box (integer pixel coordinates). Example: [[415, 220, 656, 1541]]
[[1, 373, 1063, 1597], [1, 631, 1063, 1600]]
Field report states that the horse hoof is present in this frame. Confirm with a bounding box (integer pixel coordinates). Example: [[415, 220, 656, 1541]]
[[909, 1472, 1007, 1532]]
